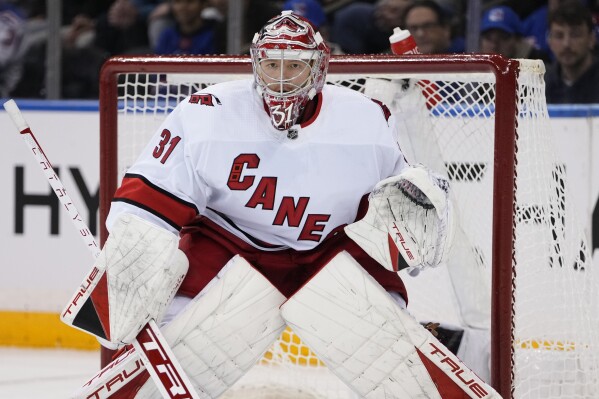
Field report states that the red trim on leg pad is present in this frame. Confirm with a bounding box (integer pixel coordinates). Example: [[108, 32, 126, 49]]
[[417, 348, 470, 399], [91, 271, 112, 341]]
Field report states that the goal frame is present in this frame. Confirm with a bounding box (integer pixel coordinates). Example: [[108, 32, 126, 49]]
[[98, 53, 519, 397]]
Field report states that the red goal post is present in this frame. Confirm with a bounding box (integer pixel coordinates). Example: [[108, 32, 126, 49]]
[[98, 54, 597, 399]]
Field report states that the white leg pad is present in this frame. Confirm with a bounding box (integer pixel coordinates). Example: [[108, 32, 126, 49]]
[[136, 254, 287, 398], [71, 255, 286, 399], [61, 213, 189, 345], [280, 251, 501, 399], [70, 347, 146, 399]]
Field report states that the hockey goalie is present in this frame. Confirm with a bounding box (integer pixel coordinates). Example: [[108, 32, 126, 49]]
[[64, 10, 501, 399]]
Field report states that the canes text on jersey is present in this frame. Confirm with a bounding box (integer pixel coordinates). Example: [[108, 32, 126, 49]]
[[227, 153, 331, 242]]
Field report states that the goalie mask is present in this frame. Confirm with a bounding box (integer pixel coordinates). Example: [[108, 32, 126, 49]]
[[251, 10, 330, 131]]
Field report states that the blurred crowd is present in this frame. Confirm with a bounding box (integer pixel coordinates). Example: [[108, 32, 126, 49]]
[[1, 0, 599, 103]]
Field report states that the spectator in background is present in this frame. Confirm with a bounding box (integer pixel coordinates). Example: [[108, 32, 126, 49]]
[[284, 0, 326, 31], [521, 0, 579, 60], [403, 0, 462, 54], [11, 0, 112, 98], [94, 0, 164, 55], [0, 0, 25, 97], [283, 0, 326, 28], [202, 0, 227, 24], [331, 0, 414, 54], [545, 1, 599, 103], [153, 0, 219, 55], [479, 5, 550, 62], [60, 1, 113, 98], [245, 0, 281, 48], [282, 0, 341, 52], [146, 0, 172, 49]]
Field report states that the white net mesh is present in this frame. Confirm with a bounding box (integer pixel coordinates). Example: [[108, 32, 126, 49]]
[[380, 60, 599, 398], [103, 56, 599, 398]]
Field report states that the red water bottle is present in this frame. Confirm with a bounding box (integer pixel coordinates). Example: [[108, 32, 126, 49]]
[[389, 27, 420, 55], [389, 27, 441, 108]]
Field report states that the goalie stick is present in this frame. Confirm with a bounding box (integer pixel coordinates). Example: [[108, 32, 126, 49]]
[[3, 99, 200, 399]]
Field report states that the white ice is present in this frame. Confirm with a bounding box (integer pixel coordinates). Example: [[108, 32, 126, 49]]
[[0, 347, 100, 398]]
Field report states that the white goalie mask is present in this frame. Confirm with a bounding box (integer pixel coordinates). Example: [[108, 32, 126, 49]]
[[251, 11, 330, 131]]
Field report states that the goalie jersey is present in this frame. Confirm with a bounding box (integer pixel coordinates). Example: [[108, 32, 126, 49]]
[[107, 79, 408, 251]]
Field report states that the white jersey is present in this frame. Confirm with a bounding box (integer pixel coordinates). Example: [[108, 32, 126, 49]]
[[108, 79, 408, 251]]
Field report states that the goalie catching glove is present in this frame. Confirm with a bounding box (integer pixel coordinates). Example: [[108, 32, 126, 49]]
[[61, 213, 188, 345], [345, 164, 455, 275]]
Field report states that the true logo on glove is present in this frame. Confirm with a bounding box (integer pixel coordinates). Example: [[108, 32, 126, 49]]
[[390, 222, 417, 264]]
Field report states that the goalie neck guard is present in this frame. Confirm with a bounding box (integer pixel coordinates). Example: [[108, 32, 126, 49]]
[[251, 10, 330, 131]]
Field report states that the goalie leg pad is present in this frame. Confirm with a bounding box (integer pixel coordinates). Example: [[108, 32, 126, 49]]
[[61, 213, 188, 345], [280, 251, 500, 399], [131, 255, 287, 398], [70, 347, 148, 399], [70, 255, 286, 399]]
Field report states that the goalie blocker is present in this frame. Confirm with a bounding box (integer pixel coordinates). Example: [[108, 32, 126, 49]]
[[61, 213, 188, 345]]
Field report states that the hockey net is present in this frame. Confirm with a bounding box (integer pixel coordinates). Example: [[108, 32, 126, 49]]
[[99, 54, 599, 399]]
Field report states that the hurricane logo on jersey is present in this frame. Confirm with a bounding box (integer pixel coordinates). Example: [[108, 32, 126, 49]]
[[189, 93, 221, 106]]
